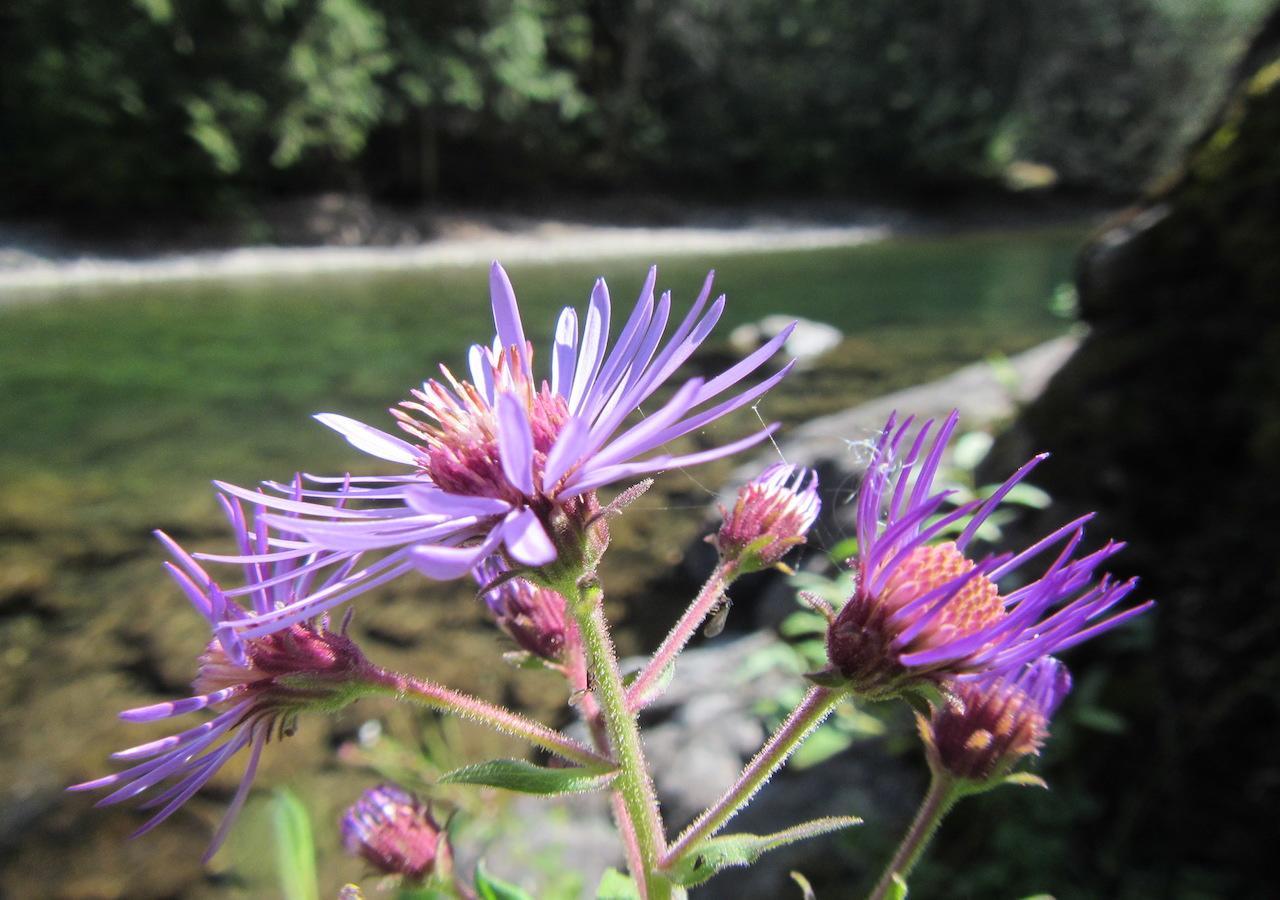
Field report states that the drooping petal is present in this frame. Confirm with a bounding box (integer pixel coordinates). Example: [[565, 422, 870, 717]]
[[501, 508, 557, 566]]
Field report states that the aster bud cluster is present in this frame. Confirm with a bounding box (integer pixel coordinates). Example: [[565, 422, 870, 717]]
[[341, 784, 449, 882], [475, 558, 576, 664], [920, 657, 1071, 787], [715, 463, 821, 573]]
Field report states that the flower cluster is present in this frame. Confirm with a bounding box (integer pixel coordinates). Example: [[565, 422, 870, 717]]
[[70, 493, 374, 860], [211, 262, 795, 644], [822, 411, 1150, 698]]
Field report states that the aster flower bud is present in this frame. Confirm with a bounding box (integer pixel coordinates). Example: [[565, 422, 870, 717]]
[[341, 784, 449, 882], [921, 658, 1071, 788], [715, 463, 821, 573], [475, 558, 574, 664]]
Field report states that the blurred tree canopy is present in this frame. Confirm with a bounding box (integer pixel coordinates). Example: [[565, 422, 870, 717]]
[[0, 0, 1271, 215]]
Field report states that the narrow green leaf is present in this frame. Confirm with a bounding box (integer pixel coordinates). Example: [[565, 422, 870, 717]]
[[595, 868, 642, 899], [670, 816, 862, 887], [474, 861, 536, 900], [272, 788, 318, 900], [439, 758, 616, 795]]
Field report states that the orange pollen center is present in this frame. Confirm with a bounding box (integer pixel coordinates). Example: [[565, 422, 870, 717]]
[[880, 541, 1005, 647]]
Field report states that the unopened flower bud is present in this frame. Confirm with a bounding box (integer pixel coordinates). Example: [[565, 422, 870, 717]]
[[920, 657, 1071, 786], [475, 559, 573, 663], [715, 464, 820, 573], [341, 784, 447, 882]]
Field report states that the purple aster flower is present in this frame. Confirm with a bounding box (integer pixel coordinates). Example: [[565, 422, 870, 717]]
[[715, 462, 821, 572], [823, 411, 1151, 697], [342, 783, 448, 882], [212, 262, 794, 639], [69, 492, 375, 860], [921, 656, 1072, 785]]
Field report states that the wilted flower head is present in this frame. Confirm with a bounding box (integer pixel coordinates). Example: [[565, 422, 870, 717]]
[[921, 656, 1071, 785], [213, 263, 794, 641], [474, 558, 574, 663], [823, 411, 1150, 698], [342, 784, 447, 882], [715, 463, 820, 572], [69, 495, 373, 859]]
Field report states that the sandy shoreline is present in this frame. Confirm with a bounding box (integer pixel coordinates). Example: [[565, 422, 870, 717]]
[[0, 220, 889, 294]]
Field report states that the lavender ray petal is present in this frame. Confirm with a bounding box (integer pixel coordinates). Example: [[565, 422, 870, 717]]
[[404, 486, 511, 518], [410, 529, 504, 580], [119, 687, 243, 722], [489, 261, 527, 357], [313, 413, 421, 466], [551, 307, 579, 397], [203, 729, 267, 862], [956, 453, 1048, 551], [568, 278, 611, 413], [543, 415, 591, 491], [496, 392, 537, 495], [501, 508, 557, 566], [694, 321, 795, 404]]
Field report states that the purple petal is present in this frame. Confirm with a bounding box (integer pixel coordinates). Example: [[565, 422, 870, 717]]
[[543, 415, 590, 491], [551, 307, 579, 397], [203, 729, 267, 862], [410, 530, 504, 580], [568, 278, 611, 412], [501, 508, 557, 566], [489, 261, 526, 355], [313, 414, 421, 466], [404, 486, 511, 518], [119, 687, 242, 722], [496, 393, 536, 495]]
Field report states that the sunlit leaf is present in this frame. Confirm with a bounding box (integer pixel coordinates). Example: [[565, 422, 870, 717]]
[[439, 758, 616, 795]]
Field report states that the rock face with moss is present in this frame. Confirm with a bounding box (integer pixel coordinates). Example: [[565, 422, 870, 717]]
[[1003, 12, 1280, 897]]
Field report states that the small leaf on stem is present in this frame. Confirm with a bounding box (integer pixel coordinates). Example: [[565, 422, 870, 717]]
[[439, 758, 617, 795], [669, 816, 861, 887]]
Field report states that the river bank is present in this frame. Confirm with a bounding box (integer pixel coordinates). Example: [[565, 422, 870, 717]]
[[0, 193, 1111, 294]]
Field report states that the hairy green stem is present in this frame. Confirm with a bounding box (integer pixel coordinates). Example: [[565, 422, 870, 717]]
[[626, 561, 736, 711], [866, 772, 961, 900], [361, 665, 611, 769], [664, 685, 844, 866], [569, 579, 672, 899]]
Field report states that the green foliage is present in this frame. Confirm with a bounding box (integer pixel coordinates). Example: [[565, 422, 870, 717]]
[[595, 868, 643, 899], [474, 861, 537, 900], [668, 818, 862, 888], [272, 788, 320, 900], [0, 1, 1266, 213], [438, 758, 617, 795]]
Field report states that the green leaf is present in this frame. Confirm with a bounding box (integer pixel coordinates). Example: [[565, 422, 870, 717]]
[[595, 868, 642, 899], [475, 861, 536, 900], [272, 788, 318, 900], [669, 816, 861, 887], [439, 758, 616, 795]]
